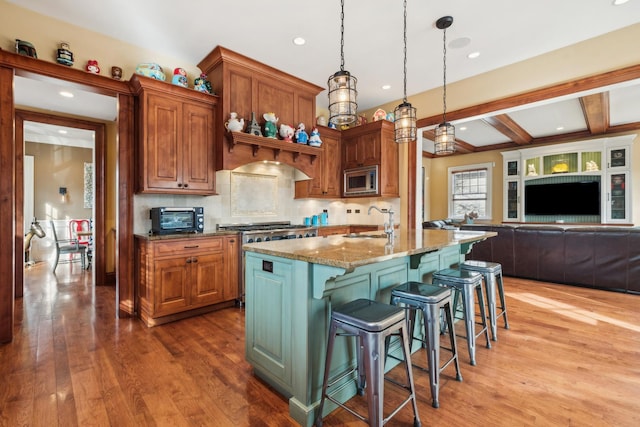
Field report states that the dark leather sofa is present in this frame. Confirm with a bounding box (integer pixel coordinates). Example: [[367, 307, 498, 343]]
[[458, 224, 640, 293]]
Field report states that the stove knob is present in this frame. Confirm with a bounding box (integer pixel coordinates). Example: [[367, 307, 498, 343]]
[[247, 238, 254, 243], [265, 237, 271, 241], [298, 234, 303, 238], [309, 232, 316, 237], [256, 237, 262, 242]]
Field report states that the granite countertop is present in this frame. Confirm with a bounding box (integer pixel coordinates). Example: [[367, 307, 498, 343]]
[[243, 228, 496, 270], [134, 231, 240, 241]]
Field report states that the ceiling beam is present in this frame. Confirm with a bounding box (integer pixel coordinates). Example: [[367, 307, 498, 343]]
[[416, 63, 640, 129], [482, 114, 533, 145], [580, 92, 610, 134]]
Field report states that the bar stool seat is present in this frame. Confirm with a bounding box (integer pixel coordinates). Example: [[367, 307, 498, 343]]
[[461, 260, 510, 341], [315, 299, 421, 427], [390, 281, 462, 408], [433, 268, 491, 366]]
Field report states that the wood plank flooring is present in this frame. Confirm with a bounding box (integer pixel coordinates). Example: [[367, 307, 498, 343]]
[[1, 261, 639, 426]]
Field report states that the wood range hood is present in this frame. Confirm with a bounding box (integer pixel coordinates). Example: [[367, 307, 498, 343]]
[[198, 46, 324, 178]]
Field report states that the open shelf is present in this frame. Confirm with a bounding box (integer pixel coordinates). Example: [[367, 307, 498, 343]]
[[228, 131, 320, 164]]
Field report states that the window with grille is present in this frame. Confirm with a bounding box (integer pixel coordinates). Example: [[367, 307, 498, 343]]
[[448, 163, 493, 220]]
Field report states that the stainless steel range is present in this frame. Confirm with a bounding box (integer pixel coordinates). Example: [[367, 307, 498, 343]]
[[216, 222, 317, 306]]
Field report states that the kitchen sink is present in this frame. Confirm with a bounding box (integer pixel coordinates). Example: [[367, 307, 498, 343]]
[[342, 233, 388, 239]]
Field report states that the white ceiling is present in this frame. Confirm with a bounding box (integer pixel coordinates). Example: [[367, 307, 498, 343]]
[[9, 0, 640, 152]]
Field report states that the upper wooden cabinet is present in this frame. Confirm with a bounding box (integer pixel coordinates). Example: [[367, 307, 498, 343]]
[[131, 75, 218, 195], [342, 120, 399, 197], [198, 46, 324, 177], [295, 126, 341, 198]]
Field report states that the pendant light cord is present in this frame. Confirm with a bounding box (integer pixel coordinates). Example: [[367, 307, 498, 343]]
[[442, 24, 448, 124], [340, 0, 345, 72], [402, 0, 408, 103]]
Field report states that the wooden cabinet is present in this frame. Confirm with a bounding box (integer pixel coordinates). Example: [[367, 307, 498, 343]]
[[131, 75, 218, 195], [198, 46, 323, 177], [295, 126, 341, 198], [342, 120, 399, 197], [136, 234, 239, 326]]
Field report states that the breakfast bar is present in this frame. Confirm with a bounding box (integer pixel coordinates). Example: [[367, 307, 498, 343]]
[[243, 228, 495, 426]]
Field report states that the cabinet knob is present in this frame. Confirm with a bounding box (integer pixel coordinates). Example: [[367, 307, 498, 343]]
[[183, 183, 188, 188], [191, 257, 198, 263], [177, 183, 183, 187], [229, 239, 235, 243], [186, 258, 192, 264]]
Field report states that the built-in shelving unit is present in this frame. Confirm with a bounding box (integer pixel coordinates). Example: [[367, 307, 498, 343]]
[[501, 135, 633, 224]]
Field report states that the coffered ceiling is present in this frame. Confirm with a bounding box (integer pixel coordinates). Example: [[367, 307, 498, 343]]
[[8, 0, 640, 154]]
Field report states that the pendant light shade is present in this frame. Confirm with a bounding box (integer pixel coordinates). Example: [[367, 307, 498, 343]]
[[434, 15, 455, 156], [328, 0, 358, 126], [394, 0, 416, 144]]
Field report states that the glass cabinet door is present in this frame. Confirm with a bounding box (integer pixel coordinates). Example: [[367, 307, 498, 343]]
[[608, 146, 628, 169], [504, 179, 520, 221], [607, 171, 630, 223]]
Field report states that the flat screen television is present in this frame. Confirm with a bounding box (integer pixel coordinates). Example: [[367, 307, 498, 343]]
[[524, 181, 600, 216]]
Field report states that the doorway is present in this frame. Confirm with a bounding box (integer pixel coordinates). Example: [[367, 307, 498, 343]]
[[15, 110, 107, 298]]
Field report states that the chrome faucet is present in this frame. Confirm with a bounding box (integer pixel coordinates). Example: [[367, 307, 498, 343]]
[[368, 205, 395, 241]]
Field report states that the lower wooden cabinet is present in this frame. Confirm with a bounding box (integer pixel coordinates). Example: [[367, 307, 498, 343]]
[[135, 234, 239, 326]]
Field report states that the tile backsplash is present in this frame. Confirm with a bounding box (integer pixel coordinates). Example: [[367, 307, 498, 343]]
[[133, 163, 400, 234]]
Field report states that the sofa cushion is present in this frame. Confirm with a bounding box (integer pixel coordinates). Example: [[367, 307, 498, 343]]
[[564, 228, 595, 287]]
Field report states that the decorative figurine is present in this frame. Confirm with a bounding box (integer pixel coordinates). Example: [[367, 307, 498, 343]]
[[111, 66, 123, 80], [246, 112, 262, 136], [527, 163, 538, 176], [295, 123, 309, 144], [194, 73, 213, 94], [135, 63, 165, 81], [263, 112, 279, 138], [171, 68, 188, 87], [86, 59, 100, 74], [386, 112, 395, 122], [316, 115, 327, 127], [357, 114, 367, 126], [16, 39, 37, 58], [328, 122, 337, 129], [56, 42, 73, 66], [585, 160, 599, 171], [279, 124, 295, 142], [372, 108, 386, 122], [308, 128, 322, 147], [225, 112, 245, 132]]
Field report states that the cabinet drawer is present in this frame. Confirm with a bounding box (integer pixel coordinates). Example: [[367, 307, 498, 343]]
[[153, 237, 223, 257]]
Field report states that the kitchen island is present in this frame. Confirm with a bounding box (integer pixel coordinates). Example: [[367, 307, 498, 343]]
[[243, 228, 495, 426]]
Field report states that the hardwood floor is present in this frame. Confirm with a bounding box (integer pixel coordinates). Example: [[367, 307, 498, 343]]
[[1, 261, 639, 426]]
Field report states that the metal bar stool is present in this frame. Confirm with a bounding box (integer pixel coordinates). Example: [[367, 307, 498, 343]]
[[315, 299, 421, 427], [389, 281, 462, 408], [461, 260, 510, 341], [432, 268, 491, 366]]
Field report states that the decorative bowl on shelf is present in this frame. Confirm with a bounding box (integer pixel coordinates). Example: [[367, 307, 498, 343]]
[[551, 160, 569, 174]]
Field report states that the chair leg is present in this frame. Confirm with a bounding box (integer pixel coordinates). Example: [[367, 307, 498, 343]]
[[53, 250, 60, 273]]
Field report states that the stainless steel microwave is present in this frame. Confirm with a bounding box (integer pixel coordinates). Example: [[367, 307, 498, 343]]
[[343, 165, 378, 196]]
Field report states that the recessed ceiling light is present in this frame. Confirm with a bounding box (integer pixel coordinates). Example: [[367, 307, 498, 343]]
[[59, 91, 74, 98], [449, 37, 471, 49], [58, 129, 68, 134], [292, 37, 306, 46], [467, 51, 480, 59], [459, 126, 467, 131], [381, 84, 391, 90], [613, 0, 629, 5], [556, 126, 565, 131]]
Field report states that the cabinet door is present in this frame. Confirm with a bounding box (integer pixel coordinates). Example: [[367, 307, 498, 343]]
[[153, 257, 190, 316], [321, 132, 341, 197], [607, 146, 628, 170], [504, 179, 521, 221], [606, 171, 630, 223], [379, 127, 399, 197], [224, 236, 239, 301], [145, 93, 182, 190], [182, 101, 215, 193], [190, 252, 225, 306], [342, 138, 360, 169]]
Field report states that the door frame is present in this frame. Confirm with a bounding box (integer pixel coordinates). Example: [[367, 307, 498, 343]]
[[15, 110, 107, 293]]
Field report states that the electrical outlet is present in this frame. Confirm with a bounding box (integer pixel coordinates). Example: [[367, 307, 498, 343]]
[[355, 209, 360, 213], [347, 209, 352, 214]]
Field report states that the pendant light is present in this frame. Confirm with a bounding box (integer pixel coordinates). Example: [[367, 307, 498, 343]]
[[434, 16, 456, 155], [394, 0, 417, 144], [328, 0, 358, 126]]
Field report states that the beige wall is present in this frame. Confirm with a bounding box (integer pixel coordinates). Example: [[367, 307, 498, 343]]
[[25, 141, 92, 221]]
